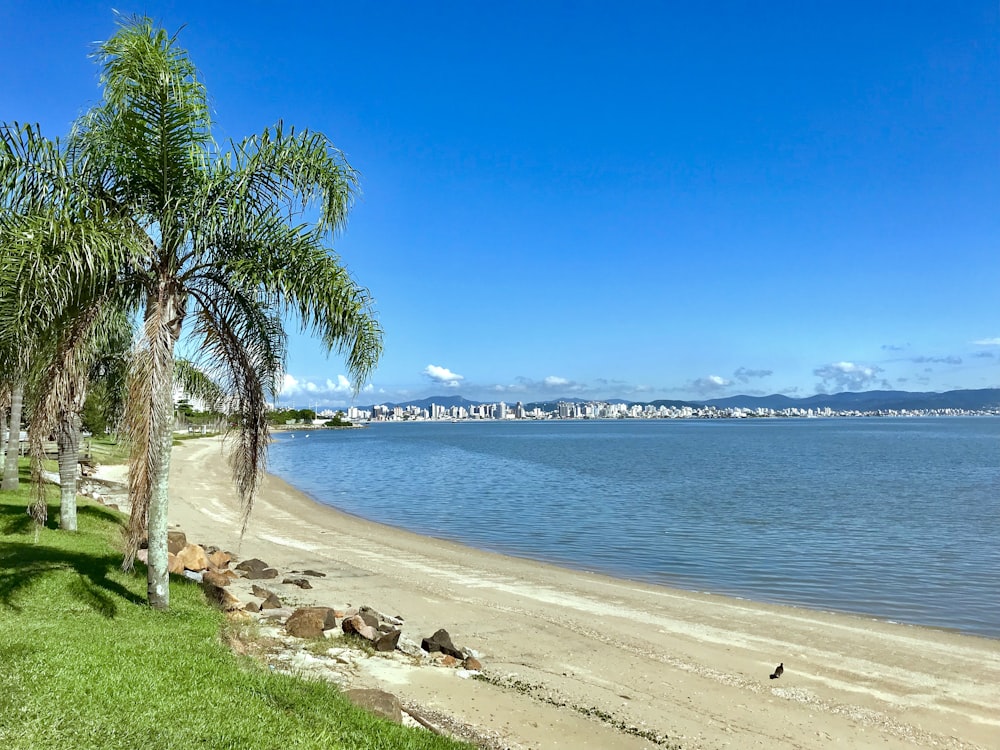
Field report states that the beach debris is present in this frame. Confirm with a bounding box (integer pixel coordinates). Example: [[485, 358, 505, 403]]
[[769, 662, 784, 679], [421, 628, 466, 659], [282, 577, 313, 589]]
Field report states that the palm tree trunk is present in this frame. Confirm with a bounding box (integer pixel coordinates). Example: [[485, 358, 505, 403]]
[[2, 382, 25, 491], [144, 287, 183, 611], [56, 410, 82, 530]]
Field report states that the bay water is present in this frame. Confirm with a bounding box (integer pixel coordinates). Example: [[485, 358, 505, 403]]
[[267, 417, 1000, 638]]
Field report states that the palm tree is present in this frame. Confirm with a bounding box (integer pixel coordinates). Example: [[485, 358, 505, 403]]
[[0, 17, 381, 609]]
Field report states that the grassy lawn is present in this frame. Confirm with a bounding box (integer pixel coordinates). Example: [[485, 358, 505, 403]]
[[0, 480, 469, 750]]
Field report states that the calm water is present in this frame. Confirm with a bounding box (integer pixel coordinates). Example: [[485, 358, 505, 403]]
[[268, 418, 1000, 639]]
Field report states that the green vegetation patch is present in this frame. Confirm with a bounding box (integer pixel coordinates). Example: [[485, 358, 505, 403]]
[[0, 489, 469, 750]]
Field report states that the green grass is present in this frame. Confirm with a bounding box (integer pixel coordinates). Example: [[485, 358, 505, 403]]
[[0, 487, 470, 750], [84, 434, 129, 464]]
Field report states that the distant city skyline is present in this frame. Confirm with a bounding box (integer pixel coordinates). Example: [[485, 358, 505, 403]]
[[4, 2, 999, 406]]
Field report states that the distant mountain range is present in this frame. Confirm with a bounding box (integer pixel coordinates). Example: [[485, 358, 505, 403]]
[[352, 388, 1000, 413]]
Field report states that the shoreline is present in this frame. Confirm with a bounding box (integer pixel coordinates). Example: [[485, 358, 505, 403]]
[[166, 436, 999, 749]]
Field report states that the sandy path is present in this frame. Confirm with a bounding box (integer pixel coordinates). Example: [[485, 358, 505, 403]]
[[167, 437, 1000, 749]]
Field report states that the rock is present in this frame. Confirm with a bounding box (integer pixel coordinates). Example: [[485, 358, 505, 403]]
[[167, 552, 185, 575], [375, 628, 401, 653], [167, 530, 187, 555], [201, 580, 241, 611], [208, 550, 232, 569], [235, 558, 269, 573], [421, 628, 464, 659], [289, 606, 337, 629], [251, 585, 273, 599], [245, 601, 260, 613], [202, 570, 230, 587], [282, 577, 312, 589], [174, 543, 210, 572], [361, 606, 403, 627], [302, 569, 326, 577], [442, 654, 458, 667], [343, 689, 402, 724], [342, 615, 378, 641], [244, 567, 279, 580], [285, 608, 328, 639], [463, 656, 482, 671], [358, 610, 379, 629], [396, 636, 426, 659], [260, 593, 283, 610]]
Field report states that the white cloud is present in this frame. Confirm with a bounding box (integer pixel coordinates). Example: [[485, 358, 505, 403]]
[[544, 375, 569, 387], [423, 364, 464, 388], [279, 373, 353, 396], [972, 337, 1000, 346], [813, 361, 883, 392], [692, 375, 731, 393]]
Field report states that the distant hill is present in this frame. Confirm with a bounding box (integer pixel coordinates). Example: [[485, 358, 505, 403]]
[[698, 389, 1000, 411], [330, 387, 1000, 414]]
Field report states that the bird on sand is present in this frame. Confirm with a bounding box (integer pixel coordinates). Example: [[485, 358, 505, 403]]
[[769, 662, 784, 679]]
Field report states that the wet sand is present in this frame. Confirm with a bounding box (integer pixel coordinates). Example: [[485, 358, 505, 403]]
[[165, 436, 1000, 749]]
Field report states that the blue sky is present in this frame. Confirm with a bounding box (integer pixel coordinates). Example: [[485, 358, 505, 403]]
[[4, 2, 1000, 406]]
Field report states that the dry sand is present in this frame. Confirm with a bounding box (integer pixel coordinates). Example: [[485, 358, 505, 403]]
[[163, 436, 999, 749]]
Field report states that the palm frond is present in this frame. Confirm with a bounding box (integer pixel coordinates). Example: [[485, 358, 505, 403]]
[[186, 284, 287, 531]]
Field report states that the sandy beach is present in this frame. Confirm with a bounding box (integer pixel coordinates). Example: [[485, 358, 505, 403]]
[[163, 436, 999, 749]]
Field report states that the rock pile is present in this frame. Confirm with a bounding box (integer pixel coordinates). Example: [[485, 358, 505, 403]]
[[152, 526, 484, 675]]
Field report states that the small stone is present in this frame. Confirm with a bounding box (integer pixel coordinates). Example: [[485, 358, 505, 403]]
[[282, 577, 313, 589], [463, 656, 482, 671], [302, 569, 326, 577], [251, 584, 272, 599], [245, 601, 260, 613], [442, 654, 458, 667], [261, 593, 283, 610], [244, 567, 279, 580]]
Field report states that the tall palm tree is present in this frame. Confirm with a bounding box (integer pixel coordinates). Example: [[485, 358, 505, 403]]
[[31, 17, 380, 610]]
